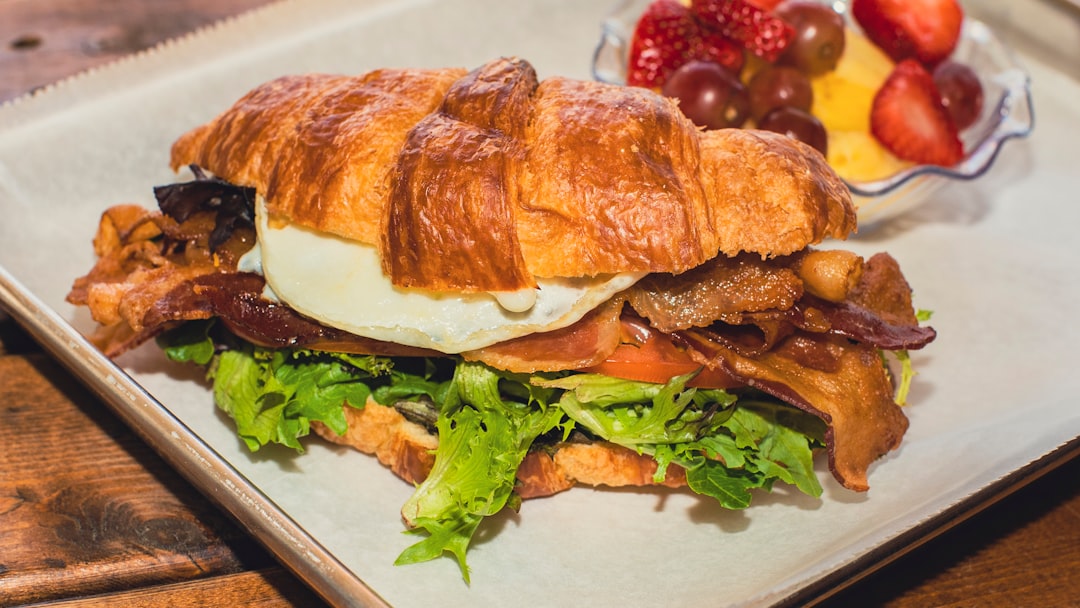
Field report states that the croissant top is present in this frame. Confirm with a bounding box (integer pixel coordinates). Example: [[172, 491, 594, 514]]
[[170, 57, 856, 293]]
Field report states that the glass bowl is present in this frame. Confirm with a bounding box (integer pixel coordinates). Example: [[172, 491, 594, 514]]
[[591, 0, 1034, 226]]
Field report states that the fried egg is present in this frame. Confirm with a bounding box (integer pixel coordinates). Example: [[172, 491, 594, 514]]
[[248, 198, 643, 353]]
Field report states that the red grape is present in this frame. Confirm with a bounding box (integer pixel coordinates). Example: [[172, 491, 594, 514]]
[[661, 60, 751, 129], [774, 1, 846, 76], [933, 60, 984, 130], [758, 106, 828, 155], [747, 65, 813, 122]]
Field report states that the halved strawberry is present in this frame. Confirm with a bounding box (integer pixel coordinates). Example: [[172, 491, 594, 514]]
[[689, 0, 795, 62], [627, 0, 702, 88], [852, 0, 963, 67], [870, 59, 964, 166]]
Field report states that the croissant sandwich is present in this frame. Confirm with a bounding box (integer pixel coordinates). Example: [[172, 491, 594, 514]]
[[68, 56, 935, 580]]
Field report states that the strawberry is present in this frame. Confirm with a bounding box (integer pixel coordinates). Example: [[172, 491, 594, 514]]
[[747, 0, 784, 9], [851, 0, 963, 67], [870, 59, 964, 166], [697, 28, 746, 76], [627, 0, 702, 88], [689, 0, 795, 62]]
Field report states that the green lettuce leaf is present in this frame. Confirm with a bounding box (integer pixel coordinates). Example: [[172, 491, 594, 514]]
[[395, 361, 562, 584], [157, 322, 831, 581], [534, 371, 736, 446], [889, 308, 933, 406], [157, 319, 216, 365], [890, 349, 915, 406], [176, 337, 395, 452], [539, 373, 825, 509]]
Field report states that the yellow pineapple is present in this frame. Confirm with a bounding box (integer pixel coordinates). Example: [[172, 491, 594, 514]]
[[827, 130, 911, 182], [811, 28, 909, 181], [811, 28, 894, 133]]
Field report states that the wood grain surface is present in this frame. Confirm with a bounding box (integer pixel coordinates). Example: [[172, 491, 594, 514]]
[[0, 354, 292, 605], [1, 1, 1079, 607]]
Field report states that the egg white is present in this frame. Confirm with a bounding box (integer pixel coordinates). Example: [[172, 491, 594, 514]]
[[249, 198, 643, 353]]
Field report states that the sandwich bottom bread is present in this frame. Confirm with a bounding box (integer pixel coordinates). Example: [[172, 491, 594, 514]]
[[67, 57, 936, 581]]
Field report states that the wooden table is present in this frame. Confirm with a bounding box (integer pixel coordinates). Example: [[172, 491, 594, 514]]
[[1, 1, 1078, 606]]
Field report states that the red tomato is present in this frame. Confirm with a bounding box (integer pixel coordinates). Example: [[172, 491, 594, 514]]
[[582, 317, 739, 389]]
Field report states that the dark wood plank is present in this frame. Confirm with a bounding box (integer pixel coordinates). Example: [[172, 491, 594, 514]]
[[0, 353, 282, 605], [0, 0, 271, 102], [820, 454, 1080, 607], [22, 568, 321, 607]]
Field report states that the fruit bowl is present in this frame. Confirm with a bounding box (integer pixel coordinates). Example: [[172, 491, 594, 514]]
[[591, 0, 1034, 227]]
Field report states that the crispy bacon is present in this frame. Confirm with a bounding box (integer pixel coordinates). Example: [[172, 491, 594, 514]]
[[624, 252, 804, 332], [462, 297, 625, 372], [676, 329, 907, 491], [627, 251, 936, 354], [146, 273, 438, 357], [66, 204, 255, 355], [69, 189, 935, 494], [807, 296, 936, 350]]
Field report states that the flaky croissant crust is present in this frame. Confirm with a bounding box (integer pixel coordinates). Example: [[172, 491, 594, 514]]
[[170, 57, 856, 293]]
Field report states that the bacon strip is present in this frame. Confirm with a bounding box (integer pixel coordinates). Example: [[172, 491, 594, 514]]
[[677, 329, 907, 491], [808, 296, 936, 350], [462, 297, 625, 373], [627, 250, 936, 353], [70, 193, 934, 494], [624, 252, 804, 332], [145, 273, 438, 357]]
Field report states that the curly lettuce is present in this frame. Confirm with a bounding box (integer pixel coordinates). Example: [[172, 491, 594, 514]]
[[536, 372, 825, 509], [159, 320, 392, 451], [394, 361, 562, 583], [157, 321, 831, 582]]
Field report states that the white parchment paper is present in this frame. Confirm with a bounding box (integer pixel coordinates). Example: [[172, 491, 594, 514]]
[[2, 0, 1079, 606]]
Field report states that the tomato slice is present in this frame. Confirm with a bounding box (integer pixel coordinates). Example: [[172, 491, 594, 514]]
[[580, 316, 739, 389]]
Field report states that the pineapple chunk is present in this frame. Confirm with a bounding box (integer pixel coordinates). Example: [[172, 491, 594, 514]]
[[812, 28, 908, 182], [831, 27, 895, 89], [811, 29, 894, 133], [827, 130, 911, 182]]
